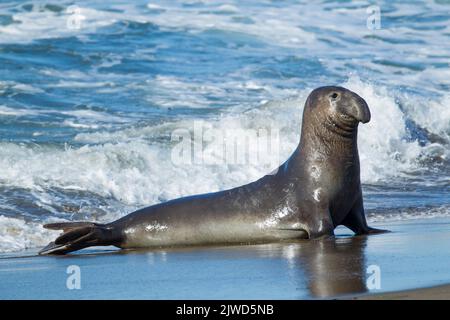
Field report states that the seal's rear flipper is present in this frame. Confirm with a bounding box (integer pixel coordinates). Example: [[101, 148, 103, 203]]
[[39, 241, 71, 255], [39, 222, 121, 255], [44, 222, 95, 232]]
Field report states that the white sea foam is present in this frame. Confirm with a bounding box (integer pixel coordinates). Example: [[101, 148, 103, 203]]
[[0, 105, 38, 117], [62, 120, 101, 129], [2, 76, 448, 253], [0, 81, 44, 95], [367, 206, 450, 223], [404, 94, 450, 141], [53, 81, 116, 89], [1, 78, 447, 206], [0, 5, 118, 44], [1, 1, 448, 95], [0, 104, 127, 131], [345, 77, 427, 182], [1, 1, 449, 253], [0, 215, 59, 253]]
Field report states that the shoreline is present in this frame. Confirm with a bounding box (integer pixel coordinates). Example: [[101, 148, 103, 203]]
[[350, 283, 450, 300], [1, 217, 450, 299]]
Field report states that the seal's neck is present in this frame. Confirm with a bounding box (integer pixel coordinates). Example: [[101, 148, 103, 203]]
[[301, 114, 358, 155], [287, 114, 360, 173]]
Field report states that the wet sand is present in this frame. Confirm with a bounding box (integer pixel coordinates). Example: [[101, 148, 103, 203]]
[[353, 284, 450, 300], [1, 218, 450, 299]]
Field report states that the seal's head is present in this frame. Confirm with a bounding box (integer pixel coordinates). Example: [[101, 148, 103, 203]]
[[303, 86, 371, 131]]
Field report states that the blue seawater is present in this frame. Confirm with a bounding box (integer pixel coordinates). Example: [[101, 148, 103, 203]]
[[0, 0, 449, 252]]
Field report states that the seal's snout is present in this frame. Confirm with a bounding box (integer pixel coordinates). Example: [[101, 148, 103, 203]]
[[303, 86, 371, 128], [351, 95, 371, 124]]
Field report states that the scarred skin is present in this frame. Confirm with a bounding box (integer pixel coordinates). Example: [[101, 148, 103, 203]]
[[39, 86, 387, 255]]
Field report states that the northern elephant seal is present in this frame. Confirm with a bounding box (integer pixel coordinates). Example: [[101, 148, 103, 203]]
[[39, 86, 386, 255]]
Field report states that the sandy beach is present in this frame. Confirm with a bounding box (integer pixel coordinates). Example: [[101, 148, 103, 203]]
[[1, 217, 449, 299], [353, 284, 450, 300], [0, 0, 449, 304]]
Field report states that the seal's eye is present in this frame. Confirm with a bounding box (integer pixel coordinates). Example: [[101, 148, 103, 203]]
[[330, 92, 339, 99]]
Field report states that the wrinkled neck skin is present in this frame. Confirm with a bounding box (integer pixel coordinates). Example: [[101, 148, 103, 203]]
[[300, 112, 359, 161], [283, 112, 360, 199]]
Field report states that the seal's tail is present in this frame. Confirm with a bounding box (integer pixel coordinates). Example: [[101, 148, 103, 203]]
[[39, 222, 121, 255]]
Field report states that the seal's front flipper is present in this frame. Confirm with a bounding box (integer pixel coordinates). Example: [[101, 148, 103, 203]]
[[303, 204, 335, 239], [341, 197, 389, 235], [39, 222, 121, 255]]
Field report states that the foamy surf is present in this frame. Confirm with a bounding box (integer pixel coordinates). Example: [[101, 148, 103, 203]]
[[0, 1, 449, 253], [2, 204, 450, 253], [1, 77, 449, 252], [0, 215, 59, 253]]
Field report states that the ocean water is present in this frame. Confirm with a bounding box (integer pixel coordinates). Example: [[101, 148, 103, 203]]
[[0, 0, 449, 253]]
